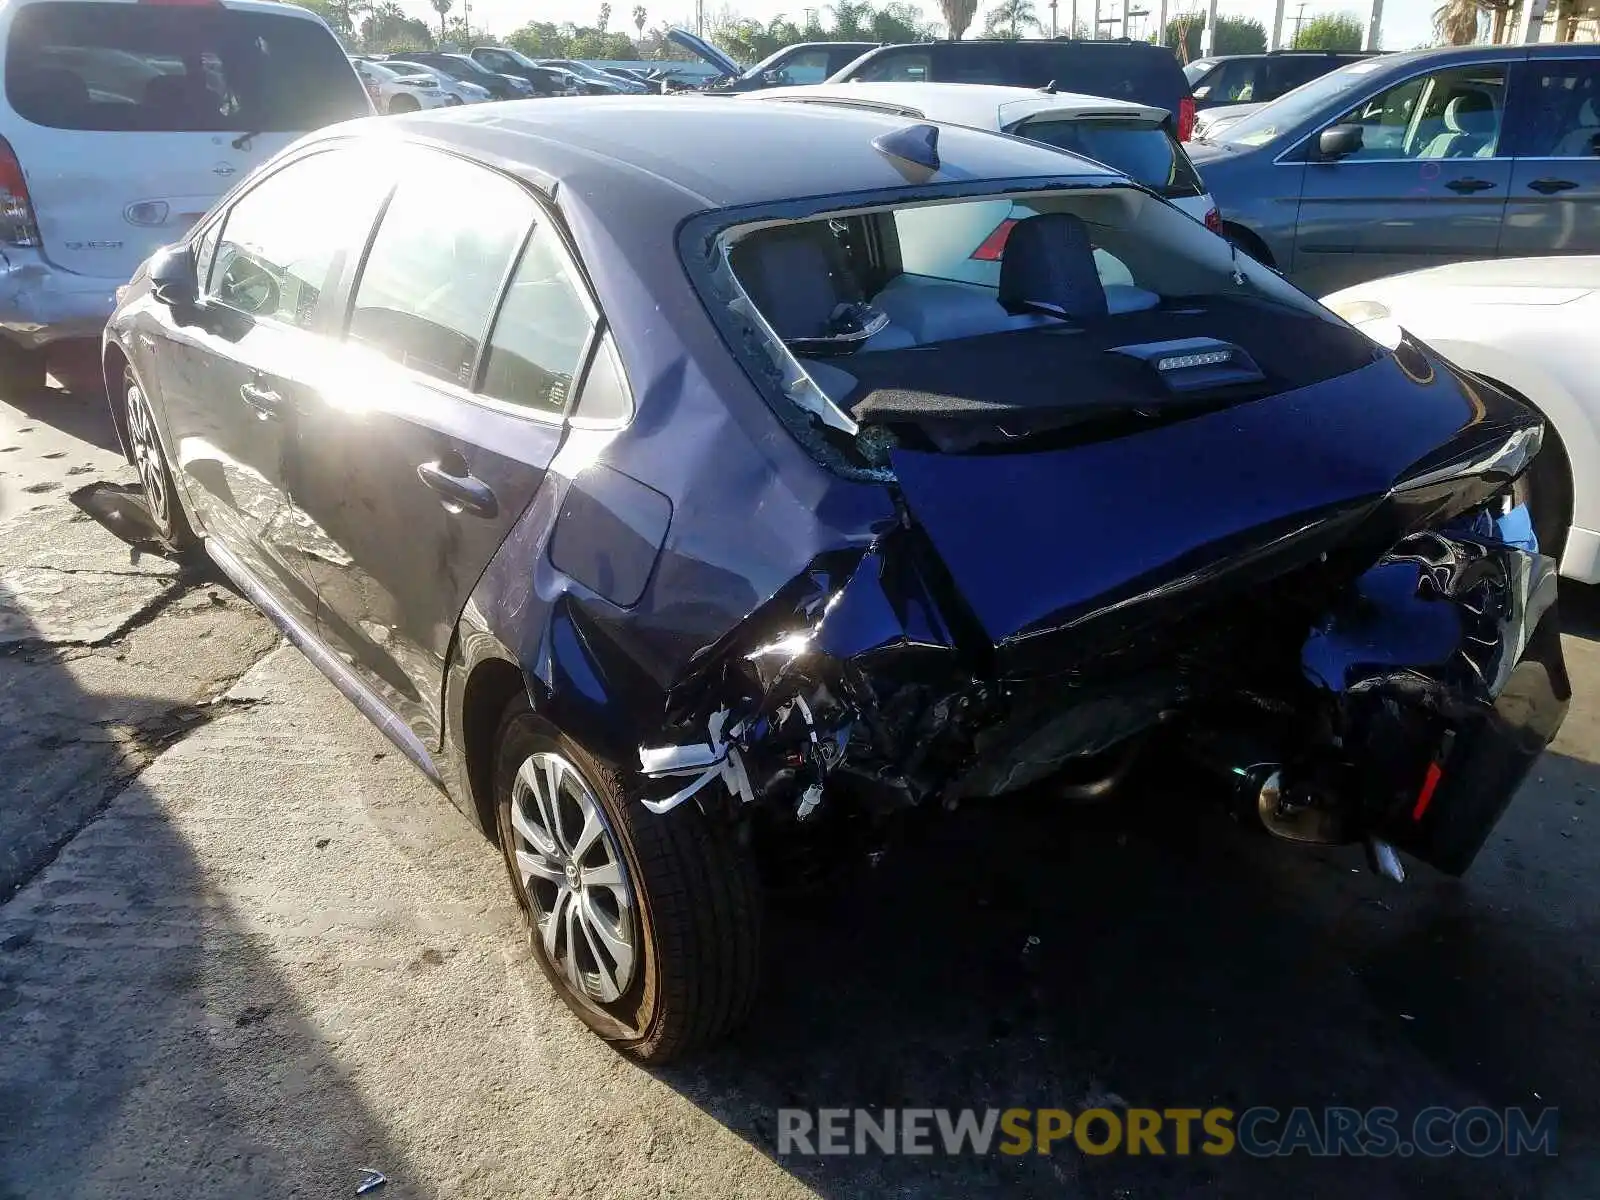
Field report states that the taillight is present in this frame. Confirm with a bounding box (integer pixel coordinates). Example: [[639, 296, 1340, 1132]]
[[1178, 95, 1196, 142], [0, 136, 41, 247], [1204, 207, 1221, 235], [970, 218, 1019, 261]]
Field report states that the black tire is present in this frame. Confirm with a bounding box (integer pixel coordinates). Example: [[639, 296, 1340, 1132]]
[[1223, 223, 1275, 269], [388, 94, 419, 114], [0, 338, 46, 396], [492, 694, 762, 1062], [1526, 427, 1573, 567], [122, 364, 196, 551]]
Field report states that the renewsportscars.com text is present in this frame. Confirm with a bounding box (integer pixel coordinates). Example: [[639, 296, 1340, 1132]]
[[776, 1106, 1559, 1158]]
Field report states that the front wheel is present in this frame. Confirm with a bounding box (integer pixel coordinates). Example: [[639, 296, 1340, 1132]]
[[493, 696, 761, 1062], [123, 365, 194, 550]]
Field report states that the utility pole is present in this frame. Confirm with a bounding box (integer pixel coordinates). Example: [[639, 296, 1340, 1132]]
[[1269, 0, 1285, 48], [695, 0, 704, 35], [1199, 0, 1217, 55], [1286, 0, 1308, 47], [1513, 0, 1548, 40], [1363, 0, 1381, 49], [1093, 0, 1101, 38], [1050, 0, 1058, 36]]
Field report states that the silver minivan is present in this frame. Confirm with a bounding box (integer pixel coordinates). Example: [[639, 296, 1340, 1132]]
[[1188, 43, 1600, 296]]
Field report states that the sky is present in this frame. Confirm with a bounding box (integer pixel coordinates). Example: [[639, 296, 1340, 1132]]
[[405, 0, 1439, 57]]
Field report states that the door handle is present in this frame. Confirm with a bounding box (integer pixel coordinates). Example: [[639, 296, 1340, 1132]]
[[417, 457, 498, 518], [1526, 177, 1578, 195], [239, 381, 282, 420], [1445, 178, 1497, 194]]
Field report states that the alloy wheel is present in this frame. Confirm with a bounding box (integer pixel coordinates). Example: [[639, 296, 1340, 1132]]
[[509, 752, 637, 1004], [125, 378, 169, 533]]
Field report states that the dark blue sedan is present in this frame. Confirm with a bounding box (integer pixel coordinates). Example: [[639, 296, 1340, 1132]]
[[102, 97, 1568, 1061]]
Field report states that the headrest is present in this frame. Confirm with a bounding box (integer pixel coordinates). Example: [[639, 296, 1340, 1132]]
[[997, 213, 1108, 322], [730, 223, 861, 342], [1444, 90, 1495, 136]]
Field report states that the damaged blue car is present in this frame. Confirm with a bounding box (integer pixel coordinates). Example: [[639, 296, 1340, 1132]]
[[101, 97, 1568, 1062]]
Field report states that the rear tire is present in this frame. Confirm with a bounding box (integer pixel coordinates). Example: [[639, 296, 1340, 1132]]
[[493, 695, 762, 1063], [1223, 223, 1275, 269], [388, 94, 419, 114], [0, 338, 47, 397]]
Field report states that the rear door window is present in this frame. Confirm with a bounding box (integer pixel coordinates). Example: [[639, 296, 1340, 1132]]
[[1016, 117, 1204, 198], [347, 154, 534, 389], [3, 1, 368, 132], [772, 47, 832, 85], [854, 48, 930, 82]]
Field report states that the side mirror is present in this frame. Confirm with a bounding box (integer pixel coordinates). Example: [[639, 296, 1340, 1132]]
[[147, 243, 198, 309], [1192, 85, 1211, 100], [1317, 124, 1364, 161]]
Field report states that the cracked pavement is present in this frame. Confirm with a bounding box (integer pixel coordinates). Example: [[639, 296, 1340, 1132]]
[[2, 384, 1599, 1199]]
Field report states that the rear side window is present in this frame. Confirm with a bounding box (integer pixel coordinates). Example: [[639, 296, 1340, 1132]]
[[3, 1, 368, 133], [348, 156, 533, 388], [209, 150, 391, 328], [1017, 118, 1203, 198], [479, 224, 596, 415], [854, 49, 930, 82]]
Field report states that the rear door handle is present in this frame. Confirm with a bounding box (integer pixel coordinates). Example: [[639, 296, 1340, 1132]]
[[1526, 177, 1578, 195], [1445, 178, 1497, 194], [239, 381, 282, 420], [417, 457, 498, 518]]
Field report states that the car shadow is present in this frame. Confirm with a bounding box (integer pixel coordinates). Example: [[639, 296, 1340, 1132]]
[[4, 374, 124, 456], [0, 583, 415, 1198], [653, 752, 1600, 1198]]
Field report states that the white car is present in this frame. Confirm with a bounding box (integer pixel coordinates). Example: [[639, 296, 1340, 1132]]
[[350, 59, 456, 114], [380, 60, 494, 106], [0, 0, 371, 392], [1325, 258, 1600, 584], [744, 82, 1221, 231]]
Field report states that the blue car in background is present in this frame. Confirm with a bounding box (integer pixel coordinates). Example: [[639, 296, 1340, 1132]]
[[102, 97, 1568, 1061], [1190, 42, 1600, 295]]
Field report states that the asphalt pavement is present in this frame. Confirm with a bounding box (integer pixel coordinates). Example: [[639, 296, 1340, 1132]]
[[1, 377, 1597, 1199]]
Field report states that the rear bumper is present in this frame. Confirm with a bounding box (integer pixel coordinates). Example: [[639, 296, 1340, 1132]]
[[0, 247, 117, 348]]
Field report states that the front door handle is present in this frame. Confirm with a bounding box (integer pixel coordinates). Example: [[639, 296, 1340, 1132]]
[[239, 381, 281, 420], [1526, 177, 1578, 195], [417, 457, 498, 518], [1445, 178, 1497, 194]]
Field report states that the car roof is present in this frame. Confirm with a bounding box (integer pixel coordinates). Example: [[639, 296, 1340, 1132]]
[[360, 95, 1120, 213], [744, 82, 1167, 129]]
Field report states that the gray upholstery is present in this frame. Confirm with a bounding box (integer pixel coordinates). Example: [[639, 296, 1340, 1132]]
[[729, 224, 862, 341], [866, 273, 1160, 352], [1551, 98, 1599, 158], [1418, 91, 1498, 159]]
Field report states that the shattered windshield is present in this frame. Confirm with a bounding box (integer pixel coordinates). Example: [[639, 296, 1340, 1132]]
[[693, 184, 1379, 465]]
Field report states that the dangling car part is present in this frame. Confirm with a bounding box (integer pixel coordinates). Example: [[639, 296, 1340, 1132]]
[[106, 99, 1567, 1064]]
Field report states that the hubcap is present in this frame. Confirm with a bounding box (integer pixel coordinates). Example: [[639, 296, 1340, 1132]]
[[125, 381, 168, 531], [510, 753, 637, 1004]]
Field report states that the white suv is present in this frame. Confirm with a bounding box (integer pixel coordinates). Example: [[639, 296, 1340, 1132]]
[[0, 0, 371, 391]]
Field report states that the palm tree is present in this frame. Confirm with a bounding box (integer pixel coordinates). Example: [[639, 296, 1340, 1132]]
[[430, 0, 452, 40], [939, 0, 978, 39], [983, 0, 1041, 37], [633, 4, 647, 37], [598, 2, 612, 30], [1432, 0, 1482, 43]]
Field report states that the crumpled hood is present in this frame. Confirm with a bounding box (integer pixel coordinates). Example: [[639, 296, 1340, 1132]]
[[890, 339, 1541, 673]]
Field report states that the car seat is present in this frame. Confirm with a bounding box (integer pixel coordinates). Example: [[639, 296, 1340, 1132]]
[[1417, 90, 1498, 159], [1551, 97, 1599, 157], [997, 213, 1109, 321]]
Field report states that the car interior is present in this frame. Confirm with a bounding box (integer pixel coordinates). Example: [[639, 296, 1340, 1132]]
[[721, 190, 1380, 453]]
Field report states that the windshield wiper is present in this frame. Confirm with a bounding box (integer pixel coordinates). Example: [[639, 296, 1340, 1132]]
[[231, 130, 261, 151]]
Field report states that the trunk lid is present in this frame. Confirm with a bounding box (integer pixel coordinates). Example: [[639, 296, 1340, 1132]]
[[1, 0, 369, 280], [665, 27, 742, 80], [889, 347, 1537, 670]]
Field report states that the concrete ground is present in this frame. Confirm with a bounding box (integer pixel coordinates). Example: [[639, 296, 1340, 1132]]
[[1, 379, 1597, 1199]]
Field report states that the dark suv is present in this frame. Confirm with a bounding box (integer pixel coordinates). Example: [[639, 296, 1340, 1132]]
[[830, 38, 1195, 138], [1185, 50, 1376, 111]]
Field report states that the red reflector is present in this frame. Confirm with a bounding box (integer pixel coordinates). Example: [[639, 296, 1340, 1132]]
[[969, 218, 1018, 261], [1203, 206, 1221, 234], [1178, 96, 1196, 142], [1411, 761, 1444, 822]]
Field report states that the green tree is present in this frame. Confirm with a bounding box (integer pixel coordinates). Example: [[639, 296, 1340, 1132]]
[[1431, 0, 1481, 43], [430, 0, 452, 40], [598, 2, 612, 30], [828, 0, 877, 36], [360, 1, 433, 49], [870, 1, 939, 39], [633, 4, 648, 36], [1163, 12, 1266, 58], [1295, 10, 1363, 48], [982, 0, 1040, 36]]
